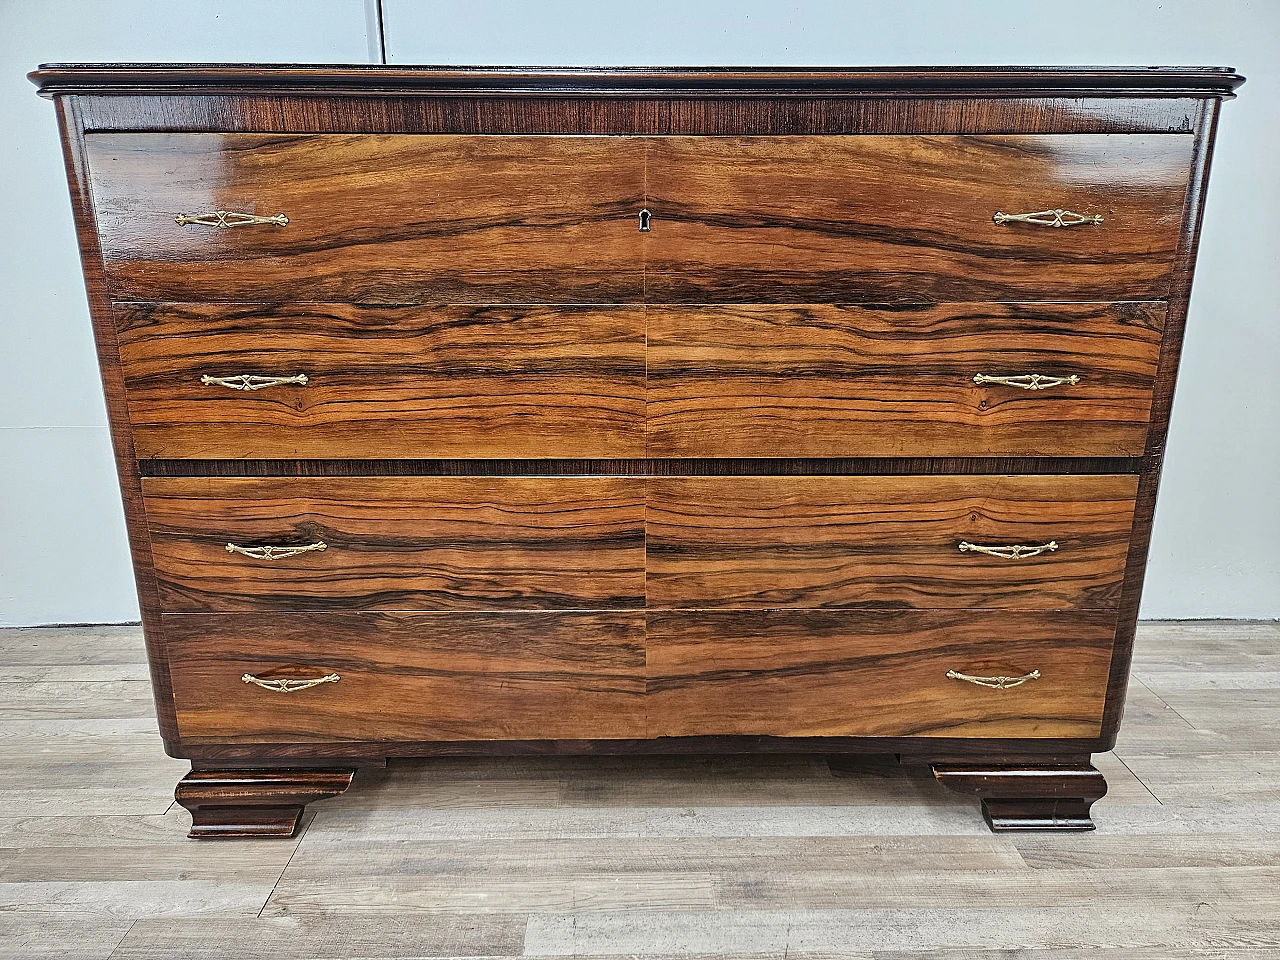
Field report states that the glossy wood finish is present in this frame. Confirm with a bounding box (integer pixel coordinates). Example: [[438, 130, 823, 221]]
[[931, 761, 1109, 831], [649, 302, 1165, 458], [116, 303, 645, 459], [142, 477, 645, 612], [174, 768, 354, 837], [29, 63, 1247, 99], [646, 135, 1193, 302], [165, 612, 648, 742], [647, 610, 1115, 738], [87, 133, 646, 303], [647, 475, 1138, 610], [166, 609, 1111, 743], [34, 66, 1239, 835]]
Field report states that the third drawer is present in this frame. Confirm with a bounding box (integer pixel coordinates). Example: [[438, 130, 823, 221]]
[[142, 474, 1138, 613]]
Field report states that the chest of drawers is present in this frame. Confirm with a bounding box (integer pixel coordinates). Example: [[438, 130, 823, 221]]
[[32, 64, 1242, 836]]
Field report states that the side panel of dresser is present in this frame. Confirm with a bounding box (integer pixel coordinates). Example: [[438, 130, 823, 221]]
[[53, 96, 179, 742], [1100, 98, 1224, 746]]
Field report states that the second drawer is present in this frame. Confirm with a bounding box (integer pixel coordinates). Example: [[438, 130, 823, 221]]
[[144, 475, 1137, 613]]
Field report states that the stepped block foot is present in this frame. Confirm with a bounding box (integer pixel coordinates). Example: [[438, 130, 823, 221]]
[[175, 768, 356, 838], [931, 761, 1108, 832]]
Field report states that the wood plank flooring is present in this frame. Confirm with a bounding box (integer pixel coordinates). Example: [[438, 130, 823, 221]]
[[1, 621, 1278, 959]]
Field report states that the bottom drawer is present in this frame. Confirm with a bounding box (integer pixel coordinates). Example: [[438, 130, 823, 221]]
[[164, 610, 1115, 743], [647, 610, 1115, 739]]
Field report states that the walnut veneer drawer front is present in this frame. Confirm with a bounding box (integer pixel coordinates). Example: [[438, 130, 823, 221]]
[[647, 476, 1139, 610], [143, 477, 645, 612], [87, 133, 646, 303], [649, 302, 1164, 458], [646, 135, 1193, 302], [165, 609, 1112, 742], [116, 303, 645, 459], [165, 612, 648, 741], [647, 610, 1115, 738]]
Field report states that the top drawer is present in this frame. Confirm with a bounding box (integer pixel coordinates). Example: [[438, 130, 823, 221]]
[[86, 133, 1192, 305], [86, 133, 646, 304], [645, 134, 1193, 303]]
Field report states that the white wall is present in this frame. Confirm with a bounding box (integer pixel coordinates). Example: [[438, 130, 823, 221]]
[[0, 0, 1275, 624]]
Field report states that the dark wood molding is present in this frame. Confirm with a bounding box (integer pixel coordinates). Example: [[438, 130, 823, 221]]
[[165, 734, 1112, 764], [174, 768, 355, 837], [931, 761, 1108, 831], [137, 456, 1147, 478], [29, 64, 1245, 99]]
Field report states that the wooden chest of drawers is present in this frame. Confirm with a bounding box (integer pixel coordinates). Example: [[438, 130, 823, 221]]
[[32, 64, 1243, 836]]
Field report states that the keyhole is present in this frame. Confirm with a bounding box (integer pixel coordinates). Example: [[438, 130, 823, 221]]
[[638, 208, 652, 232]]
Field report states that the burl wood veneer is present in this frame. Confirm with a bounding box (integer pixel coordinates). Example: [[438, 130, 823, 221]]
[[32, 64, 1242, 835]]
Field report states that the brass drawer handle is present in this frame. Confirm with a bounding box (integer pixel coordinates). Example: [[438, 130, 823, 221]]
[[973, 373, 1080, 391], [242, 673, 340, 693], [959, 541, 1058, 560], [176, 210, 289, 228], [201, 373, 308, 392], [947, 669, 1041, 690], [226, 542, 327, 561], [993, 208, 1102, 228]]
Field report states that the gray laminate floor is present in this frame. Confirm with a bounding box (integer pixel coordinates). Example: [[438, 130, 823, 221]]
[[1, 621, 1278, 959]]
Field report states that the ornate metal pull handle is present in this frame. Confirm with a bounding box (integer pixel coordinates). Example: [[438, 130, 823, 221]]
[[959, 541, 1059, 560], [226, 542, 327, 561], [993, 209, 1102, 228], [176, 210, 289, 228], [973, 373, 1080, 391], [947, 669, 1041, 690], [242, 673, 340, 693], [201, 374, 308, 392]]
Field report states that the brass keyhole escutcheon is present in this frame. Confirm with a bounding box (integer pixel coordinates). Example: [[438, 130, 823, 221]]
[[638, 208, 652, 232]]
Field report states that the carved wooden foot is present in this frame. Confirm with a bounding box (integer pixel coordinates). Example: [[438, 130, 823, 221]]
[[175, 768, 355, 838], [931, 761, 1108, 831]]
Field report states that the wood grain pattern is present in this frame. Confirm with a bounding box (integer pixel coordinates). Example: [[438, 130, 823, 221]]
[[646, 610, 1116, 738], [165, 612, 647, 741], [142, 477, 645, 612], [646, 135, 1193, 302], [33, 68, 1237, 825], [87, 133, 646, 303], [646, 475, 1138, 610], [648, 302, 1165, 458], [115, 303, 645, 459]]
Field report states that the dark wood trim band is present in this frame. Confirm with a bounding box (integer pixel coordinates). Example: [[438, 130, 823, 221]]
[[165, 734, 1111, 763], [30, 64, 1245, 99], [137, 456, 1147, 479]]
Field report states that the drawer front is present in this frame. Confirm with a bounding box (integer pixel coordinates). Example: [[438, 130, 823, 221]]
[[647, 476, 1138, 610], [646, 610, 1115, 738], [87, 133, 645, 303], [646, 134, 1192, 302], [143, 477, 645, 612], [165, 612, 647, 742], [117, 303, 645, 459], [648, 302, 1164, 458]]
